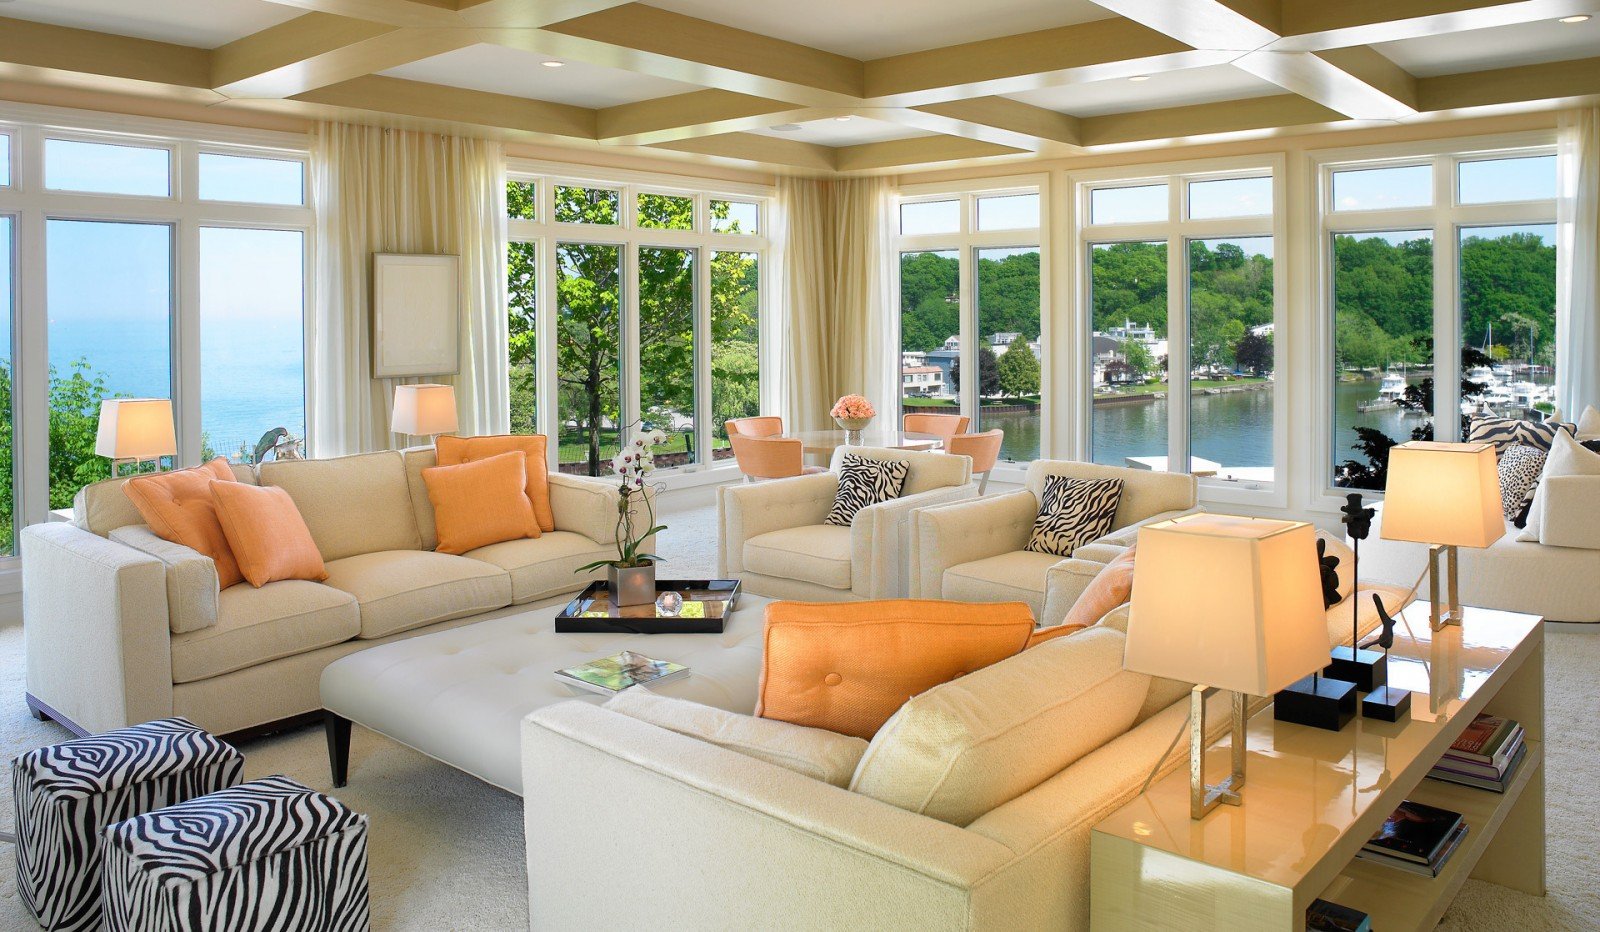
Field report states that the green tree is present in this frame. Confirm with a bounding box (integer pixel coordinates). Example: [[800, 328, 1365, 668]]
[[950, 345, 1000, 397], [995, 340, 1040, 399], [1119, 339, 1156, 381]]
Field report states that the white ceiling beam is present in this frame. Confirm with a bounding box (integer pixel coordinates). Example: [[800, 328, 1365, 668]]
[[1273, 0, 1600, 51], [211, 16, 478, 98], [596, 91, 839, 145], [1085, 0, 1280, 50], [250, 0, 463, 28], [1233, 50, 1417, 120]]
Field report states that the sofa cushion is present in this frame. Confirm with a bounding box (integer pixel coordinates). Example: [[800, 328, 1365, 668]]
[[75, 463, 256, 538], [170, 581, 358, 684], [322, 550, 512, 639], [850, 627, 1149, 826], [756, 599, 1035, 740], [942, 550, 1060, 606], [123, 458, 244, 589], [464, 532, 613, 604], [108, 525, 221, 635], [743, 525, 853, 591], [259, 451, 422, 561], [423, 451, 540, 555], [402, 447, 440, 551], [436, 434, 555, 533], [604, 688, 869, 788], [212, 482, 328, 588]]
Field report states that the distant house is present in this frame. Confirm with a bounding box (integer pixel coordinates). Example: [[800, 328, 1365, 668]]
[[901, 365, 944, 396]]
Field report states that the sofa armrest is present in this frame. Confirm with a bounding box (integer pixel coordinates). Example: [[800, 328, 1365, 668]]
[[908, 491, 1037, 598], [21, 523, 173, 734], [852, 484, 978, 599], [1038, 558, 1110, 629], [1537, 475, 1600, 549], [716, 473, 838, 576], [1080, 506, 1204, 555], [108, 525, 219, 634], [523, 701, 1016, 929], [548, 473, 656, 548]]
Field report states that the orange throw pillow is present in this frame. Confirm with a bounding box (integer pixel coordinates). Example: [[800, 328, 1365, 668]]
[[435, 434, 554, 532], [211, 481, 328, 588], [1063, 545, 1137, 629], [756, 599, 1035, 740], [422, 451, 540, 556], [123, 458, 244, 588]]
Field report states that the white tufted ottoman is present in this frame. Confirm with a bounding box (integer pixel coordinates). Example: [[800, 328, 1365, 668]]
[[319, 594, 770, 793]]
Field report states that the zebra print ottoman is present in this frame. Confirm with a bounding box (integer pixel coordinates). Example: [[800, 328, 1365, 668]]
[[11, 717, 244, 932], [101, 775, 372, 932]]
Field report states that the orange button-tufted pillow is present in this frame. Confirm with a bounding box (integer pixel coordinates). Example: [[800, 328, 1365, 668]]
[[422, 450, 540, 555], [124, 458, 244, 589], [756, 599, 1035, 740], [210, 480, 327, 588], [435, 434, 554, 532]]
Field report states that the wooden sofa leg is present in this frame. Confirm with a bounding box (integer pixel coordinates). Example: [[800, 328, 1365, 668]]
[[325, 712, 352, 789]]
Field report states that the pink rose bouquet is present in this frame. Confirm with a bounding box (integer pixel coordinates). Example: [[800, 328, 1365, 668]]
[[830, 395, 876, 419]]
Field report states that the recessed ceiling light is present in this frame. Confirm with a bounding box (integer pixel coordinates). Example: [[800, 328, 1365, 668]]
[[1559, 14, 1591, 22], [1129, 74, 1152, 82], [540, 60, 565, 68], [770, 124, 802, 132], [835, 116, 853, 122]]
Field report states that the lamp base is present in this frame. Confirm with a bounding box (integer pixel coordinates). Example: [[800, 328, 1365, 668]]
[[1326, 646, 1387, 693], [1361, 685, 1412, 722], [1189, 686, 1247, 821], [1273, 675, 1356, 731]]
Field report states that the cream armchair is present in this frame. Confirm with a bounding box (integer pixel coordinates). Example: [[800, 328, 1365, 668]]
[[717, 446, 973, 600], [910, 460, 1199, 624]]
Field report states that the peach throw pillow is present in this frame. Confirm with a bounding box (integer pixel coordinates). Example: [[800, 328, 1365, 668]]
[[210, 481, 327, 588], [123, 458, 244, 588], [1063, 545, 1137, 628], [435, 434, 554, 532], [756, 599, 1035, 740], [422, 451, 540, 555]]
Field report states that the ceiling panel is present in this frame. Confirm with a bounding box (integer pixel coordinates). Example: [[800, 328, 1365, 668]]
[[646, 0, 1113, 59], [1005, 63, 1280, 117], [1375, 18, 1600, 78], [748, 117, 934, 147], [380, 44, 703, 109], [0, 0, 301, 49]]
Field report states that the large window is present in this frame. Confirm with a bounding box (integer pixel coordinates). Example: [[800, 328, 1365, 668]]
[[1320, 146, 1556, 491], [0, 115, 311, 542], [895, 186, 1043, 464], [1078, 164, 1282, 495], [506, 171, 768, 477]]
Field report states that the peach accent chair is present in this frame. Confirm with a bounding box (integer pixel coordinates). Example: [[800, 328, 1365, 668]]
[[947, 429, 1004, 495], [725, 416, 825, 482], [910, 461, 1201, 625], [902, 412, 969, 443], [718, 446, 975, 600]]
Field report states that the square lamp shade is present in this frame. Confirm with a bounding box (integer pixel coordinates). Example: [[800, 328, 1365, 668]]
[[1125, 514, 1331, 697], [95, 399, 177, 462], [1380, 441, 1504, 548], [391, 383, 458, 436]]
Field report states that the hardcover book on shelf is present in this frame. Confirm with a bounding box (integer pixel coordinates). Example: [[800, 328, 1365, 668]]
[[1361, 800, 1464, 865], [1429, 741, 1528, 793], [554, 651, 689, 696], [1356, 822, 1469, 877], [1306, 898, 1372, 932], [1444, 713, 1522, 768]]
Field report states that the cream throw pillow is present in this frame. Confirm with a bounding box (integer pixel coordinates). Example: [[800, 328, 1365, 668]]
[[603, 688, 868, 788], [1577, 404, 1600, 442], [1519, 430, 1600, 542], [849, 627, 1150, 826]]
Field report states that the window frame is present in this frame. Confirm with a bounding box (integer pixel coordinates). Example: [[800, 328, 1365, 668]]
[[1311, 132, 1557, 508], [892, 175, 1048, 477], [1069, 155, 1288, 508], [505, 160, 772, 482]]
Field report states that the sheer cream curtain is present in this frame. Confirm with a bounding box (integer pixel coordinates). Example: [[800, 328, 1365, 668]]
[[1557, 107, 1600, 420], [309, 122, 508, 455], [776, 175, 895, 431]]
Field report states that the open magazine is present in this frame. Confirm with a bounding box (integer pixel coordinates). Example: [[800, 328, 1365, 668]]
[[555, 651, 689, 695]]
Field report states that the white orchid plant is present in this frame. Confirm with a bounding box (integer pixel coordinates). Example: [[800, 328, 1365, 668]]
[[577, 427, 668, 572]]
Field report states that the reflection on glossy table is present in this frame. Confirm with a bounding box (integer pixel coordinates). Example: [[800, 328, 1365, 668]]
[[784, 430, 944, 456], [1091, 604, 1545, 932]]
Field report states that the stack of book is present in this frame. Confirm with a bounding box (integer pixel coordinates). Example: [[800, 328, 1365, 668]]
[[1428, 712, 1527, 792], [1356, 800, 1469, 877]]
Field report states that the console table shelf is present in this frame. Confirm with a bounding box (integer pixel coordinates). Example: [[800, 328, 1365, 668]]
[[1091, 605, 1545, 932]]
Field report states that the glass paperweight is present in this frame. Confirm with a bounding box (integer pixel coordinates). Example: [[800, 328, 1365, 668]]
[[655, 590, 684, 616]]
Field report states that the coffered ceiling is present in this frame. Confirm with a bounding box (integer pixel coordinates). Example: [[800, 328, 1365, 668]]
[[0, 0, 1598, 175]]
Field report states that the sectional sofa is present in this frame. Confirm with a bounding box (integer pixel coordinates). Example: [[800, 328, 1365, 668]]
[[22, 448, 648, 738]]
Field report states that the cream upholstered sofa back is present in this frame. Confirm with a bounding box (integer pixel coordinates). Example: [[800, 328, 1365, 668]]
[[828, 445, 972, 494], [259, 450, 423, 561], [74, 462, 257, 537], [1023, 459, 1197, 530]]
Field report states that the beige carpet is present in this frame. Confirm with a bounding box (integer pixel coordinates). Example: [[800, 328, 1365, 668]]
[[2, 495, 1597, 931]]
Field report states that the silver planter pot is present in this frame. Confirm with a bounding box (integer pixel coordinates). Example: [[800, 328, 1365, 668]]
[[608, 563, 657, 606]]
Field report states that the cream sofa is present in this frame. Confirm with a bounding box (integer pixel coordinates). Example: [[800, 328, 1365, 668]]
[[717, 446, 974, 601], [22, 448, 648, 738], [911, 461, 1199, 624]]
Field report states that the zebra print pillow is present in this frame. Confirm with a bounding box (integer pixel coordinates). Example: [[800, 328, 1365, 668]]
[[1466, 416, 1574, 459], [1497, 444, 1546, 524], [101, 775, 371, 932], [824, 454, 909, 527], [1025, 475, 1124, 557]]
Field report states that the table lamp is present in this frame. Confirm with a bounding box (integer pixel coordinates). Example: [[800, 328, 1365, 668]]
[[391, 384, 458, 442], [1126, 514, 1331, 820], [1380, 441, 1502, 629], [95, 399, 177, 476]]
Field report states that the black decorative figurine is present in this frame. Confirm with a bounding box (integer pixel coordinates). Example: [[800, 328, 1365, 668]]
[[1326, 492, 1387, 693], [1275, 537, 1357, 731], [1361, 595, 1411, 721]]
